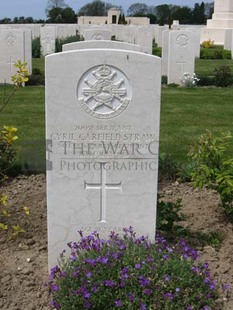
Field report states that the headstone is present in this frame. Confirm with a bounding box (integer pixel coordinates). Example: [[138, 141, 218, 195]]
[[40, 26, 56, 56], [135, 27, 153, 54], [161, 30, 170, 76], [116, 25, 136, 44], [167, 30, 195, 85], [0, 29, 26, 84], [83, 29, 112, 41], [46, 49, 161, 268], [62, 40, 142, 52], [224, 29, 233, 51]]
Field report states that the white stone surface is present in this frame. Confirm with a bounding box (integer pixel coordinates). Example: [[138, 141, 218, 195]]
[[46, 49, 161, 269], [83, 28, 112, 40], [162, 30, 169, 76], [40, 26, 56, 56], [224, 29, 233, 51], [201, 27, 226, 45], [167, 30, 195, 85], [0, 29, 26, 84], [62, 40, 142, 52], [135, 27, 153, 54]]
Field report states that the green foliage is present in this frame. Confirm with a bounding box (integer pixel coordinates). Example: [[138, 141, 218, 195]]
[[213, 65, 233, 87], [158, 153, 178, 180], [0, 192, 30, 237], [0, 126, 17, 176], [157, 196, 184, 232], [32, 37, 41, 58], [78, 0, 117, 16], [200, 47, 231, 60], [26, 68, 45, 86], [188, 130, 233, 219], [47, 7, 77, 23], [55, 34, 83, 53], [161, 75, 167, 85], [49, 229, 220, 309], [196, 75, 215, 86], [152, 45, 162, 57]]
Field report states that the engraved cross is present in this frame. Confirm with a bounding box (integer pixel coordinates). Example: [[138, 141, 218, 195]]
[[176, 57, 186, 74], [7, 56, 15, 73], [84, 162, 122, 223]]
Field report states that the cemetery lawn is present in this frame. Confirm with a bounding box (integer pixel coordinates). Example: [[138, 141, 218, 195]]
[[1, 85, 233, 167], [195, 59, 233, 76]]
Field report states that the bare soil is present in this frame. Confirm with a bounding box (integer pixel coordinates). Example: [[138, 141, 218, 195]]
[[0, 174, 233, 309]]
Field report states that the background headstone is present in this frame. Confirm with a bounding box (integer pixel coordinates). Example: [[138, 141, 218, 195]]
[[0, 29, 26, 84], [167, 30, 195, 85], [46, 49, 161, 268], [83, 29, 112, 41], [62, 40, 142, 52], [40, 26, 56, 56]]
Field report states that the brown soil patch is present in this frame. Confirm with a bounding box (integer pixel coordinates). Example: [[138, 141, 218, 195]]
[[0, 175, 232, 309]]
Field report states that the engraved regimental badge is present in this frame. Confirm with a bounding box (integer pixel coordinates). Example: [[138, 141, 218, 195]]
[[77, 65, 131, 119]]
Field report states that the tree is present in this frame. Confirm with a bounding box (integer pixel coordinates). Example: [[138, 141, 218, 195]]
[[127, 3, 148, 16], [78, 0, 116, 16], [155, 4, 171, 25], [47, 7, 77, 23], [205, 2, 214, 19], [192, 2, 206, 24], [172, 7, 192, 24], [45, 0, 68, 16]]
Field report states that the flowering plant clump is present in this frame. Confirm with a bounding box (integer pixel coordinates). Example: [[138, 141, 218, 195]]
[[180, 73, 200, 87], [201, 39, 215, 48], [48, 227, 222, 310]]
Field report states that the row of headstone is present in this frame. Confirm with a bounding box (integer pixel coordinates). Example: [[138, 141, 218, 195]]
[[0, 28, 32, 84], [46, 41, 162, 268]]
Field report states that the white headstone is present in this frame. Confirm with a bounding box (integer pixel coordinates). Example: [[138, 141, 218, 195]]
[[0, 29, 27, 84], [224, 29, 233, 51], [62, 40, 142, 52], [167, 30, 195, 85], [135, 27, 153, 54], [40, 26, 56, 56], [83, 29, 112, 41], [46, 49, 161, 268], [162, 30, 170, 76]]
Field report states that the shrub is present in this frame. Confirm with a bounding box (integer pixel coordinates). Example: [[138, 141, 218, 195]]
[[200, 48, 231, 60], [55, 34, 84, 53], [157, 196, 184, 232], [0, 126, 17, 176], [196, 75, 215, 86], [213, 65, 233, 87], [201, 39, 214, 48], [32, 37, 41, 58], [161, 75, 167, 85], [49, 228, 221, 309], [188, 130, 233, 220], [26, 68, 45, 86], [158, 153, 178, 180]]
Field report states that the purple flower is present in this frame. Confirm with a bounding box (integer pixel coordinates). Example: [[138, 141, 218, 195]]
[[49, 300, 60, 309], [223, 283, 231, 290], [86, 271, 92, 278], [103, 280, 116, 287], [84, 292, 91, 299], [49, 265, 61, 280], [144, 288, 152, 295], [83, 301, 92, 308], [128, 293, 135, 302], [51, 284, 59, 292], [139, 276, 150, 287], [176, 287, 181, 293], [135, 264, 141, 269], [98, 256, 108, 264], [140, 302, 147, 310], [164, 274, 170, 282], [115, 299, 123, 307], [186, 306, 192, 310], [164, 292, 174, 300]]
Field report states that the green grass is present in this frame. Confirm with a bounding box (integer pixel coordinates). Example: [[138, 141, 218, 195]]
[[32, 58, 45, 73], [195, 59, 233, 76], [1, 58, 233, 172], [160, 87, 233, 162]]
